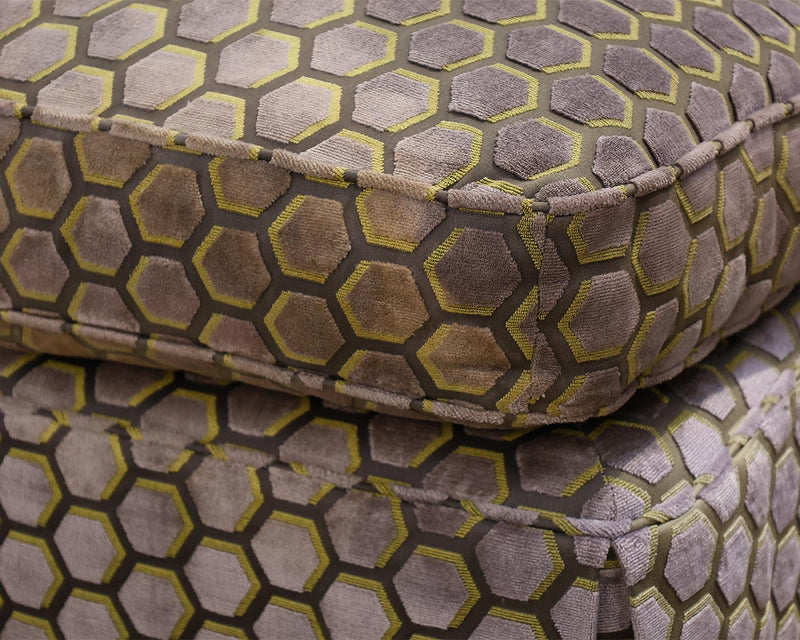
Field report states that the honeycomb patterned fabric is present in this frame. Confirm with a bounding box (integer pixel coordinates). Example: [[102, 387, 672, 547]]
[[2, 0, 800, 427], [0, 275, 799, 639]]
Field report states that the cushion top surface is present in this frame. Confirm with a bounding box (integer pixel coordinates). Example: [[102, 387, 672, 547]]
[[1, 0, 800, 428]]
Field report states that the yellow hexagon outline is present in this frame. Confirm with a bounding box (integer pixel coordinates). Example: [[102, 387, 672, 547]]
[[167, 91, 246, 139], [193, 537, 261, 616], [130, 164, 203, 248], [104, 3, 167, 60], [126, 256, 194, 330], [68, 588, 128, 639], [584, 0, 639, 40], [5, 448, 63, 526], [417, 324, 507, 395], [264, 596, 325, 639], [558, 75, 632, 128], [558, 277, 632, 363], [5, 138, 70, 220], [73, 131, 147, 188], [141, 45, 206, 111], [7, 612, 56, 639], [237, 29, 300, 88], [528, 26, 591, 74], [43, 65, 115, 116], [22, 24, 78, 82], [60, 506, 126, 583], [384, 69, 440, 132], [268, 195, 348, 284], [660, 30, 721, 81], [129, 478, 193, 558], [409, 547, 479, 628], [484, 607, 546, 638], [615, 49, 679, 103], [265, 292, 322, 365], [0, 0, 40, 39], [335, 573, 402, 635], [268, 511, 331, 591], [518, 117, 582, 180], [208, 156, 270, 217], [355, 188, 435, 253], [335, 21, 398, 76], [204, 0, 259, 42], [293, 0, 354, 28], [127, 563, 195, 637], [62, 197, 130, 276], [193, 226, 268, 309], [337, 260, 427, 343], [277, 77, 342, 144], [6, 531, 64, 607], [777, 133, 800, 210], [424, 228, 499, 317], [630, 587, 674, 637], [748, 195, 781, 274], [632, 207, 689, 295]]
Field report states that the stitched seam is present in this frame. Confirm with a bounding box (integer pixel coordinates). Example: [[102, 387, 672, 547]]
[[1, 93, 798, 217]]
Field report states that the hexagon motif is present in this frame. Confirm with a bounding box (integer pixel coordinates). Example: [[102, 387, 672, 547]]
[[325, 491, 406, 568], [465, 0, 545, 22], [552, 581, 601, 637], [187, 456, 262, 532], [418, 324, 510, 395], [718, 160, 756, 250], [127, 256, 200, 329], [695, 7, 758, 62], [394, 546, 479, 629], [495, 118, 581, 180], [279, 418, 360, 474], [216, 29, 299, 88], [450, 64, 537, 122], [270, 0, 354, 28], [508, 25, 590, 73], [62, 196, 131, 276], [409, 19, 494, 71], [0, 23, 77, 82], [265, 292, 344, 366], [0, 0, 39, 40], [130, 164, 205, 247], [681, 597, 723, 639], [252, 511, 329, 592], [209, 157, 291, 216], [366, 0, 449, 25], [299, 129, 384, 172], [604, 46, 677, 102], [88, 4, 166, 60], [193, 226, 270, 309], [269, 195, 350, 283], [476, 523, 562, 600], [0, 532, 63, 608], [559, 0, 639, 40], [54, 507, 124, 584], [357, 188, 445, 252], [1, 228, 69, 302], [74, 131, 151, 187], [163, 91, 246, 138], [200, 314, 273, 362], [226, 385, 309, 437], [517, 432, 604, 494], [312, 21, 396, 76], [773, 530, 800, 611], [337, 261, 428, 343], [633, 201, 691, 295], [665, 513, 717, 601], [123, 45, 206, 110], [425, 228, 521, 315], [716, 518, 753, 605], [118, 479, 191, 558], [321, 575, 401, 638], [57, 590, 126, 640], [342, 350, 424, 397], [630, 589, 675, 639], [119, 564, 193, 639], [186, 538, 260, 616], [353, 69, 439, 132], [750, 190, 789, 274], [394, 121, 482, 188], [55, 430, 126, 500], [650, 24, 720, 80], [256, 77, 341, 143], [424, 447, 509, 503], [550, 75, 632, 128], [255, 597, 324, 639], [11, 359, 86, 411], [178, 0, 258, 43], [37, 65, 114, 115], [141, 389, 218, 444], [369, 414, 451, 467], [6, 137, 71, 219], [0, 449, 61, 527], [559, 271, 640, 362], [684, 228, 723, 315]]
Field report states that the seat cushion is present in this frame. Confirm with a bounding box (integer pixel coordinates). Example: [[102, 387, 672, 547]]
[[1, 0, 800, 427], [1, 279, 800, 638]]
